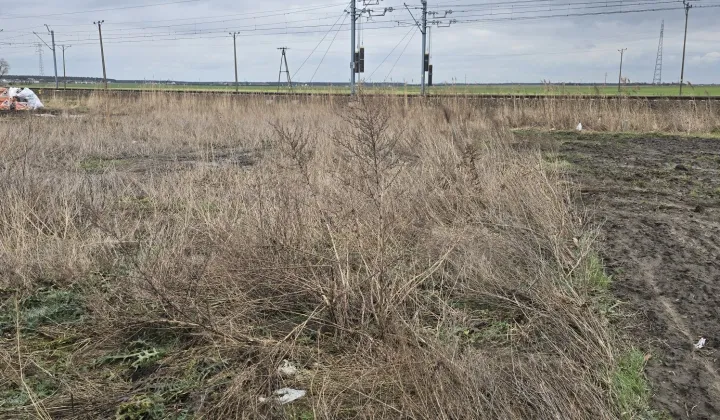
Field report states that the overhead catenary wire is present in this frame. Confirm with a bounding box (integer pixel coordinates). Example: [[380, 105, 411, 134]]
[[292, 3, 350, 80], [3, 0, 204, 20], [384, 28, 418, 82], [309, 13, 349, 82], [368, 26, 415, 80], [0, 2, 351, 36], [4, 0, 717, 48], [436, 0, 687, 20], [2, 0, 718, 83]]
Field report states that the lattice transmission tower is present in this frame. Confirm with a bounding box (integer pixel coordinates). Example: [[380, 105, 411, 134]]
[[36, 43, 45, 76], [653, 20, 664, 85]]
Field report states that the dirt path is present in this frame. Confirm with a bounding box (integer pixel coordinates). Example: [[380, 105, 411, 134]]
[[556, 133, 720, 419]]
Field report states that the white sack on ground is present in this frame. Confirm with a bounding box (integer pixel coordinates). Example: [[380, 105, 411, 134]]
[[15, 88, 44, 110]]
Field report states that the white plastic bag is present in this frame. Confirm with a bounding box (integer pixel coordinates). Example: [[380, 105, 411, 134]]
[[15, 88, 44, 110]]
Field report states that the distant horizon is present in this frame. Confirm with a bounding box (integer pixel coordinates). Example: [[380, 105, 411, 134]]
[[3, 74, 718, 87]]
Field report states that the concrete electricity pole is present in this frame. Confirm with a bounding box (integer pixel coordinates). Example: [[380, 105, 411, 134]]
[[45, 25, 59, 89], [350, 0, 356, 95], [94, 20, 108, 90], [60, 45, 71, 89], [230, 32, 239, 93], [617, 48, 627, 94], [420, 0, 428, 96], [679, 0, 692, 95]]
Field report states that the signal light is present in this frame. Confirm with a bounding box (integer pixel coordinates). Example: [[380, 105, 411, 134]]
[[359, 47, 365, 73]]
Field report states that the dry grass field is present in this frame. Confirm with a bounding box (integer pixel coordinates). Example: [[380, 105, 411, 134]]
[[0, 93, 718, 419]]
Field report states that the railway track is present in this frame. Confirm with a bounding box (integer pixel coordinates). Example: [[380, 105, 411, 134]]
[[34, 88, 720, 101]]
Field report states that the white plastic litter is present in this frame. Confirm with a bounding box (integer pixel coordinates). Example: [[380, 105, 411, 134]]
[[278, 360, 299, 377], [14, 88, 44, 110], [259, 388, 306, 405], [576, 123, 583, 131], [694, 337, 707, 349]]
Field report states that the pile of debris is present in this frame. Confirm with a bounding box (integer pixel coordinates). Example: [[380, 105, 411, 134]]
[[0, 87, 44, 111]]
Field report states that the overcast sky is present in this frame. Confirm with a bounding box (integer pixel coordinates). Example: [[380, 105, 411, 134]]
[[1, 0, 719, 84]]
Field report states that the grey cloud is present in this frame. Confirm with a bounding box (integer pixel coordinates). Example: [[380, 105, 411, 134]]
[[1, 1, 718, 83]]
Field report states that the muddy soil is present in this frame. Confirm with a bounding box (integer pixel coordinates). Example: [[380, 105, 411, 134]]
[[552, 132, 720, 419]]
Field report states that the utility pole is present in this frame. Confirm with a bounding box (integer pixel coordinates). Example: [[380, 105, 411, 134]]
[[277, 47, 293, 93], [680, 0, 692, 95], [230, 32, 239, 93], [45, 25, 59, 89], [60, 45, 71, 89], [350, 0, 356, 95], [94, 20, 108, 90], [617, 48, 627, 94], [420, 0, 428, 95]]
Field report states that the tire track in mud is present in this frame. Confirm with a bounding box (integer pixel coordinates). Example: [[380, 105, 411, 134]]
[[554, 134, 720, 419]]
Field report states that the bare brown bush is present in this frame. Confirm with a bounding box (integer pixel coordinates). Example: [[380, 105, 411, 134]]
[[1, 93, 626, 419]]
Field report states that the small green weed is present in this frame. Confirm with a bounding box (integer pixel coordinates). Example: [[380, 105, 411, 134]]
[[612, 349, 658, 419], [286, 407, 315, 420], [0, 376, 58, 410], [587, 253, 612, 290], [116, 394, 166, 420], [0, 289, 85, 334], [97, 346, 165, 369], [454, 320, 512, 346], [79, 156, 125, 172]]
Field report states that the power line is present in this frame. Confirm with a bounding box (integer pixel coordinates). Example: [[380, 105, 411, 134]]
[[292, 4, 349, 80], [16, 3, 351, 35], [4, 0, 203, 20], [368, 26, 415, 80], [309, 13, 349, 82], [5, 0, 714, 48], [438, 0, 685, 20], [384, 28, 418, 82], [3, 0, 718, 85], [451, 5, 689, 24]]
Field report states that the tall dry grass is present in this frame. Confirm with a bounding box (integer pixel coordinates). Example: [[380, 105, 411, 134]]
[[41, 90, 720, 134], [1, 93, 627, 419]]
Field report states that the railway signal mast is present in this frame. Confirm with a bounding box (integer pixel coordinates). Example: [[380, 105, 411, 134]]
[[404, 2, 455, 95], [350, 1, 393, 95]]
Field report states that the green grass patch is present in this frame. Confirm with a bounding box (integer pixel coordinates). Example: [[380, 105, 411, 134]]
[[79, 156, 126, 172], [588, 253, 612, 290], [0, 374, 58, 411], [542, 152, 574, 171], [115, 394, 172, 420], [612, 349, 658, 419], [0, 288, 85, 334]]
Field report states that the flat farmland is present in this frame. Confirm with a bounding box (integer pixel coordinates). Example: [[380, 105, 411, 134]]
[[28, 82, 720, 97]]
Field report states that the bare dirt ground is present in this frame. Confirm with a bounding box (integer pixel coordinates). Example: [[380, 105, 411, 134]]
[[551, 132, 720, 419]]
